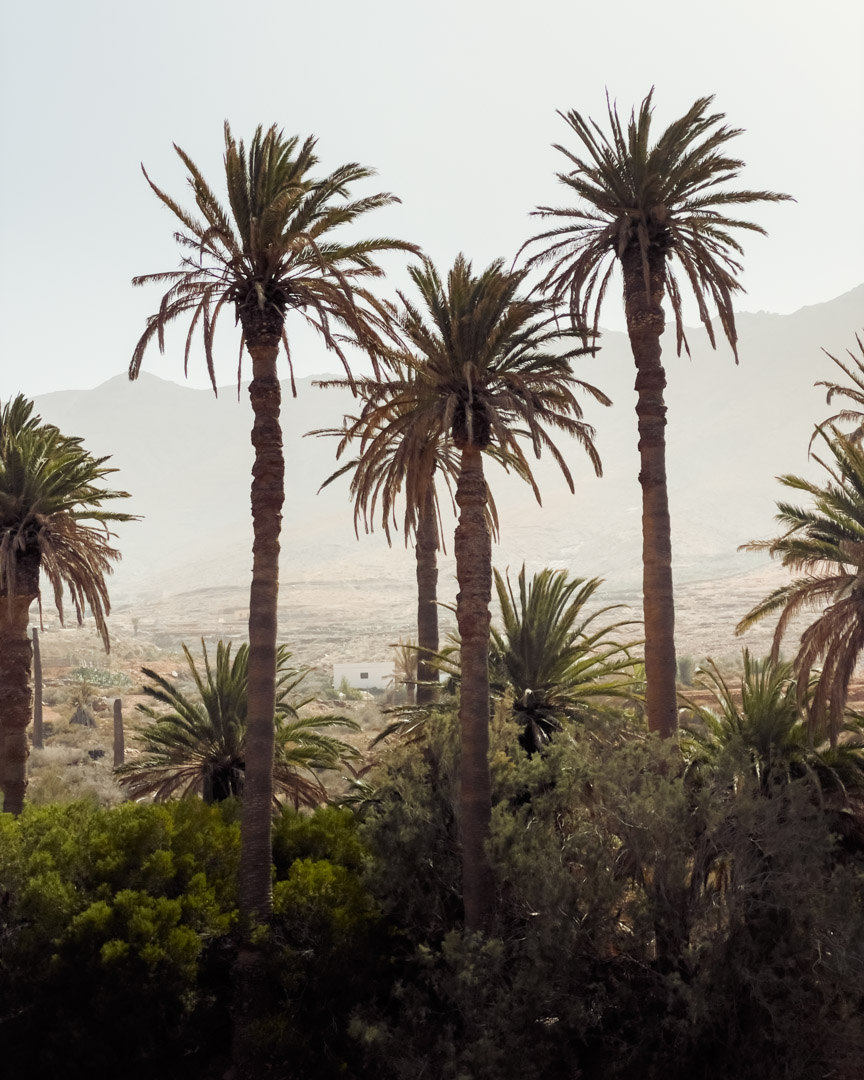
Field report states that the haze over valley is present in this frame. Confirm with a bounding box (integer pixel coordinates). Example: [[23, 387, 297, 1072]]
[[31, 284, 864, 668]]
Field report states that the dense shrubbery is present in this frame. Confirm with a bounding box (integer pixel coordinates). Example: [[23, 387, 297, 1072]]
[[1, 709, 863, 1078], [0, 799, 379, 1079]]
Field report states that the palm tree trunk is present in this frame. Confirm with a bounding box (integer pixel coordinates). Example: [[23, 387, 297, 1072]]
[[454, 445, 493, 932], [621, 249, 678, 739], [0, 595, 36, 814], [240, 339, 284, 922], [231, 334, 285, 1080], [113, 698, 124, 768], [32, 626, 44, 750], [415, 484, 440, 706]]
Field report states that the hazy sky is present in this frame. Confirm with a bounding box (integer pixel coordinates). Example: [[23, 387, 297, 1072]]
[[1, 0, 861, 399]]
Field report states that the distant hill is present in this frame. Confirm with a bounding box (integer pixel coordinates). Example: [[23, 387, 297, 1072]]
[[33, 285, 864, 659]]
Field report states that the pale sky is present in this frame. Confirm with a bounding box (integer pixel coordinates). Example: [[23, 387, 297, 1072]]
[[1, 0, 861, 399]]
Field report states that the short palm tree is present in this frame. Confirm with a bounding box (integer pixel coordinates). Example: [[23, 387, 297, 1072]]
[[0, 395, 133, 813], [812, 331, 864, 445], [130, 123, 415, 923], [524, 91, 791, 738], [738, 431, 864, 746], [490, 564, 641, 752], [376, 254, 608, 930], [682, 651, 864, 800], [117, 640, 360, 807]]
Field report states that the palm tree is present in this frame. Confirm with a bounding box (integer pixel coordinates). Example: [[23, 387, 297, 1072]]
[[129, 123, 415, 924], [117, 640, 360, 807], [313, 364, 517, 706], [371, 254, 608, 930], [490, 564, 641, 752], [682, 651, 864, 800], [312, 365, 455, 705], [812, 331, 864, 445], [524, 91, 791, 738], [0, 395, 133, 813], [737, 431, 864, 746]]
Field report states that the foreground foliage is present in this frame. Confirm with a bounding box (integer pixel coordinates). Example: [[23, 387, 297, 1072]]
[[3, 688, 863, 1079]]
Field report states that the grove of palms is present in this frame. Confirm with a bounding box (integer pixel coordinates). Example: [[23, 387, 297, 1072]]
[[6, 93, 864, 1080]]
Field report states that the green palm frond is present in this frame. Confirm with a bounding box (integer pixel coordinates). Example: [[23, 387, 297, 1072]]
[[490, 564, 642, 750], [524, 90, 791, 360], [117, 640, 360, 808], [681, 651, 864, 800]]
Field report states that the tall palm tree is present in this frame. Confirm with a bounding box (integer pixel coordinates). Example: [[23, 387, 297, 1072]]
[[524, 91, 791, 738], [116, 640, 360, 807], [737, 431, 864, 746], [490, 564, 640, 752], [372, 254, 608, 930], [129, 123, 415, 924], [0, 395, 133, 814]]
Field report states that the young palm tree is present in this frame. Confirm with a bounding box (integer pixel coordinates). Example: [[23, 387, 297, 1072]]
[[524, 91, 791, 738], [490, 564, 640, 752], [0, 395, 133, 813], [737, 431, 864, 746], [682, 651, 864, 800], [117, 640, 360, 807], [375, 254, 608, 930], [130, 123, 415, 923]]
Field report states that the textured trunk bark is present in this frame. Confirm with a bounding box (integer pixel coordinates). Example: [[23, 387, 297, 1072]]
[[32, 626, 43, 750], [231, 332, 285, 1080], [113, 698, 124, 768], [415, 484, 440, 706], [621, 248, 678, 739], [0, 595, 36, 814], [240, 339, 284, 922], [454, 446, 493, 932]]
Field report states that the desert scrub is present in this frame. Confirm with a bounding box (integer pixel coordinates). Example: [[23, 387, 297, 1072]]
[[70, 666, 132, 689]]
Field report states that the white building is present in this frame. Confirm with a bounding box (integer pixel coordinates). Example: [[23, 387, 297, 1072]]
[[332, 662, 394, 692]]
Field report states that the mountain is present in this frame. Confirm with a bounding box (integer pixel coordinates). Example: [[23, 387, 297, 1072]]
[[33, 285, 864, 662]]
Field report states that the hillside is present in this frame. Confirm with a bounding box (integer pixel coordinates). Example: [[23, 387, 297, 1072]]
[[32, 285, 864, 664]]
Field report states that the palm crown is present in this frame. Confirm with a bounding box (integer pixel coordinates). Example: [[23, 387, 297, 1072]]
[[130, 123, 417, 387], [490, 565, 640, 750], [0, 395, 134, 645], [353, 255, 609, 480], [525, 91, 791, 359]]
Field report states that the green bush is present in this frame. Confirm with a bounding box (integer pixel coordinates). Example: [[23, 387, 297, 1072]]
[[0, 798, 380, 1080]]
